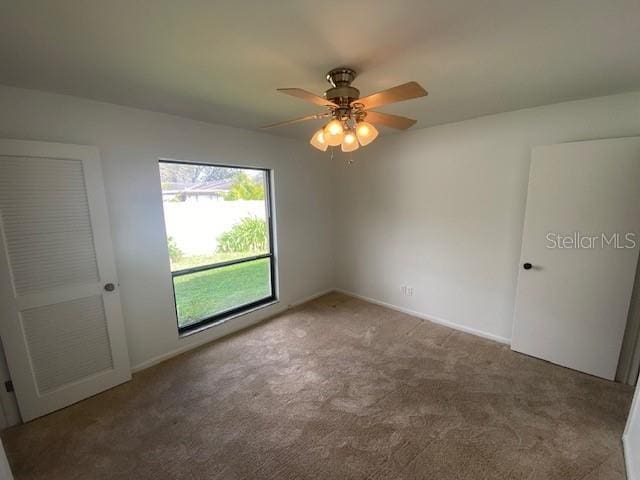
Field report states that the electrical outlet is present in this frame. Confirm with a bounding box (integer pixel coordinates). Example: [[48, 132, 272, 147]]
[[407, 286, 413, 296]]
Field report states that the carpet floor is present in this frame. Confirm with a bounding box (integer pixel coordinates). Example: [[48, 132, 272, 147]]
[[2, 292, 634, 479]]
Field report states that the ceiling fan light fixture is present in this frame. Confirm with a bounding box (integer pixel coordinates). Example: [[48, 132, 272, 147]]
[[341, 130, 360, 152], [324, 119, 344, 146], [310, 128, 328, 151], [355, 121, 379, 146], [265, 67, 427, 156]]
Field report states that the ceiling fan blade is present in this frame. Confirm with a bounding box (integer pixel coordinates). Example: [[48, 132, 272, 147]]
[[355, 82, 427, 110], [261, 113, 329, 129], [365, 111, 417, 130], [277, 88, 338, 107]]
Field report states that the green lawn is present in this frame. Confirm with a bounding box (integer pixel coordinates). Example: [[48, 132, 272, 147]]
[[173, 257, 271, 328]]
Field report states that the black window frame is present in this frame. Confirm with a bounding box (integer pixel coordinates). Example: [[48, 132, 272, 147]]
[[159, 159, 277, 335]]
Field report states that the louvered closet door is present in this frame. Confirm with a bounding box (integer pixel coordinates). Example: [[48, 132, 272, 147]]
[[0, 140, 131, 422]]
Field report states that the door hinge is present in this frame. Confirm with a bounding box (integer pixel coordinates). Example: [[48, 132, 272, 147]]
[[4, 380, 13, 393]]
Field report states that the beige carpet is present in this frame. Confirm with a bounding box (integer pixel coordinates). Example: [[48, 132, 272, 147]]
[[2, 292, 634, 479]]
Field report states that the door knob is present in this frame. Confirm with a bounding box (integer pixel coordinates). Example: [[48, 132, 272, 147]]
[[523, 263, 533, 270], [104, 283, 116, 292]]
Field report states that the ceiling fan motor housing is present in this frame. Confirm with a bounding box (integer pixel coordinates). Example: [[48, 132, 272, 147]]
[[325, 67, 359, 106]]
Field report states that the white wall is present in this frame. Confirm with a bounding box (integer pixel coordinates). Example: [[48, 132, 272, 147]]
[[0, 85, 334, 370], [625, 381, 640, 480], [334, 92, 640, 342]]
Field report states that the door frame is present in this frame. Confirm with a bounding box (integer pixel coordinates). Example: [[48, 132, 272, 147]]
[[0, 439, 14, 480], [623, 381, 640, 480], [617, 256, 640, 385], [0, 342, 20, 428]]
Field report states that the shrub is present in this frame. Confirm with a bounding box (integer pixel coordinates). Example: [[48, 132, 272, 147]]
[[167, 236, 184, 263], [217, 217, 267, 253]]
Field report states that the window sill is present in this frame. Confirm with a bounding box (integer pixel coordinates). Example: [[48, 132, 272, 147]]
[[178, 299, 279, 338]]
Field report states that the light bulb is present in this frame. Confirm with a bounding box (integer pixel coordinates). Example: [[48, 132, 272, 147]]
[[355, 121, 379, 146], [324, 119, 344, 146], [344, 131, 356, 144], [341, 130, 360, 152], [310, 128, 328, 151], [327, 120, 343, 135]]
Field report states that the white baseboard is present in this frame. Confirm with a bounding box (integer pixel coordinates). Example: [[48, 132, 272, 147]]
[[335, 288, 511, 345], [131, 288, 333, 373], [132, 286, 512, 373], [285, 288, 336, 309]]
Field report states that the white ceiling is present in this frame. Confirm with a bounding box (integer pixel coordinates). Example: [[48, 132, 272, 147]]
[[1, 0, 640, 139]]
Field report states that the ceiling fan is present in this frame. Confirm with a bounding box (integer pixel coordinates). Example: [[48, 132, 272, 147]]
[[262, 67, 428, 152]]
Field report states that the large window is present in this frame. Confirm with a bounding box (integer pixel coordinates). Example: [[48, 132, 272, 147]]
[[159, 160, 276, 333]]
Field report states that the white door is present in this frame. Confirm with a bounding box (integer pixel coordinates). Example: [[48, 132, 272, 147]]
[[0, 139, 131, 421], [512, 137, 640, 380]]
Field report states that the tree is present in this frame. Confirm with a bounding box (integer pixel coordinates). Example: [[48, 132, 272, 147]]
[[159, 163, 236, 185], [224, 172, 265, 201]]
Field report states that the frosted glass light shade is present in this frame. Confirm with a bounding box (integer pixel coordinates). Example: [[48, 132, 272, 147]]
[[324, 119, 344, 146], [341, 131, 360, 152], [310, 128, 328, 151], [355, 121, 379, 146]]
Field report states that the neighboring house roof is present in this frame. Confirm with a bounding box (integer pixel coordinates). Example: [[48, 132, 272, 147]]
[[163, 179, 234, 195]]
